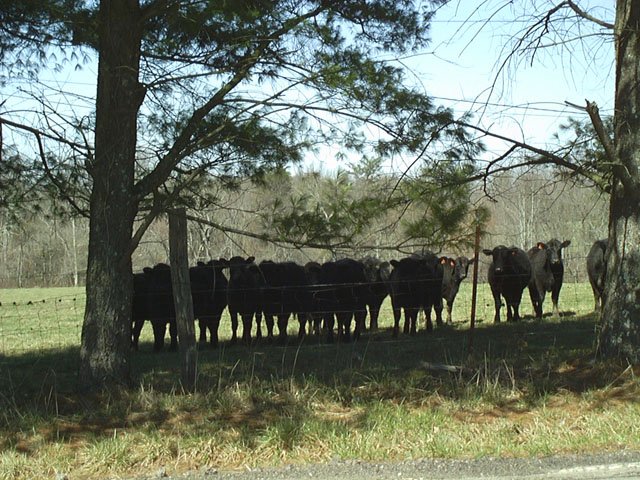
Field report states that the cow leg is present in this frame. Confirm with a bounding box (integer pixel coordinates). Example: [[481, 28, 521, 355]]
[[392, 302, 402, 338], [506, 302, 514, 322], [324, 312, 335, 343], [528, 285, 539, 318], [551, 285, 561, 317], [446, 299, 453, 324], [407, 307, 418, 335], [591, 285, 600, 312], [310, 312, 322, 336], [168, 319, 178, 351], [370, 298, 384, 330], [339, 313, 352, 343], [491, 290, 501, 323], [434, 298, 444, 328], [297, 312, 307, 341], [255, 310, 263, 340], [263, 313, 275, 341], [424, 305, 433, 332], [131, 318, 145, 350], [403, 308, 411, 334], [354, 307, 366, 341], [151, 319, 166, 352], [336, 313, 345, 340], [210, 313, 221, 348], [196, 317, 207, 345], [229, 309, 239, 344], [198, 318, 207, 344], [277, 313, 290, 343], [513, 300, 522, 322], [369, 305, 379, 331], [536, 289, 546, 319], [241, 313, 253, 344]]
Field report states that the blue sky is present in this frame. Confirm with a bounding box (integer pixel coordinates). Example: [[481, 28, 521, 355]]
[[4, 1, 616, 176], [423, 1, 614, 149], [304, 0, 616, 173]]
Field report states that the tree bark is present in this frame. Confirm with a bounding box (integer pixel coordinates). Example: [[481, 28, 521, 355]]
[[79, 0, 144, 389], [169, 209, 198, 391], [597, 0, 640, 361]]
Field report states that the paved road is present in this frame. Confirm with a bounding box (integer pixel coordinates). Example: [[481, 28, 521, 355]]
[[136, 451, 640, 480]]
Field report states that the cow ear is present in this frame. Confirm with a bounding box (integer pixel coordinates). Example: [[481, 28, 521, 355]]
[[246, 256, 255, 264], [482, 249, 493, 256], [561, 240, 571, 248], [511, 249, 518, 256], [390, 259, 399, 267], [537, 242, 546, 250], [448, 258, 456, 267], [440, 257, 448, 265]]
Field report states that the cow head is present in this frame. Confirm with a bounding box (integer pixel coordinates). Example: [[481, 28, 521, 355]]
[[546, 238, 571, 266], [483, 245, 518, 273], [454, 256, 474, 282]]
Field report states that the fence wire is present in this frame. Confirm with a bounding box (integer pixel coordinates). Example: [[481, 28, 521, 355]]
[[0, 250, 600, 360]]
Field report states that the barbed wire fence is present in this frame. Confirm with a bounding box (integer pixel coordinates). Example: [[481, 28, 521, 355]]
[[0, 243, 601, 360]]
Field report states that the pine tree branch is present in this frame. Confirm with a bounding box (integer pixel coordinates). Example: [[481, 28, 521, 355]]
[[134, 5, 326, 199]]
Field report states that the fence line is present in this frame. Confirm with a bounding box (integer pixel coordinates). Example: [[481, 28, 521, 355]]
[[0, 280, 597, 359]]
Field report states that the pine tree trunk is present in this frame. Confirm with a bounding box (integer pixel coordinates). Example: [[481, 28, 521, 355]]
[[597, 0, 640, 361], [79, 0, 144, 389]]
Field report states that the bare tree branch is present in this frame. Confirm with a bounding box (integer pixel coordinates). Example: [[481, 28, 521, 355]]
[[566, 0, 614, 29]]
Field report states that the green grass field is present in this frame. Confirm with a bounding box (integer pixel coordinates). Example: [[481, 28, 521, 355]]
[[0, 282, 638, 480]]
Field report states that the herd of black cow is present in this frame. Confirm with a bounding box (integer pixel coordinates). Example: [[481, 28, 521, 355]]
[[130, 238, 609, 352]]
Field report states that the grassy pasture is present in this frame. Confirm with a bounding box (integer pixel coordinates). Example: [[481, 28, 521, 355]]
[[0, 282, 639, 480]]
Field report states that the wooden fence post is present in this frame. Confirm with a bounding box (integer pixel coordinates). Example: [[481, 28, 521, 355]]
[[169, 208, 197, 391], [468, 220, 482, 353]]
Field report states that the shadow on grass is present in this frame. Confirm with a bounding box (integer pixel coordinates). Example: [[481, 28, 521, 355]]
[[1, 311, 637, 450]]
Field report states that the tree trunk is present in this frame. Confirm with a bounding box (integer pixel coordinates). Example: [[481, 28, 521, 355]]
[[597, 0, 640, 361], [169, 209, 198, 391], [79, 0, 144, 389]]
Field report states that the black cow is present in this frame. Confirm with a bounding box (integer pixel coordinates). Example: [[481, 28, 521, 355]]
[[421, 252, 447, 330], [359, 256, 392, 330], [221, 256, 264, 344], [258, 260, 310, 343], [138, 263, 178, 351], [303, 261, 326, 337], [483, 246, 531, 323], [527, 239, 571, 319], [131, 261, 229, 351], [587, 239, 608, 311], [441, 256, 474, 323], [388, 254, 446, 337], [308, 259, 367, 343], [191, 260, 228, 348]]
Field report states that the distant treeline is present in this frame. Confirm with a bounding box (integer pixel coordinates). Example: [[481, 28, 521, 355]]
[[0, 169, 607, 288]]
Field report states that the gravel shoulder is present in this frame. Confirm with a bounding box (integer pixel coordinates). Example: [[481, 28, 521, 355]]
[[132, 450, 640, 480]]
